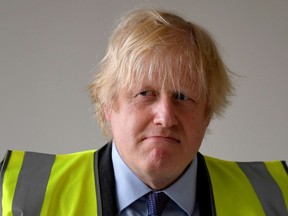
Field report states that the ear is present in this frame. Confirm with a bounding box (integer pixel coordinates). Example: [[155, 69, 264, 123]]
[[104, 106, 112, 120], [205, 115, 212, 128]]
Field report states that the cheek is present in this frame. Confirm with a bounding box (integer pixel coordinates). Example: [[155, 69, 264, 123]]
[[109, 108, 146, 142], [123, 105, 151, 127], [182, 114, 209, 147]]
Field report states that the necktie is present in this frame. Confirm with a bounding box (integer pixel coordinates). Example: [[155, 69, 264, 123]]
[[146, 192, 170, 216]]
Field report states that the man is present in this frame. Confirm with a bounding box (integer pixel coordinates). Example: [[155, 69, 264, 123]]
[[1, 9, 287, 216]]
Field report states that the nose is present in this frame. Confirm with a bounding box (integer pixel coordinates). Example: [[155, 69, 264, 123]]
[[153, 96, 177, 128]]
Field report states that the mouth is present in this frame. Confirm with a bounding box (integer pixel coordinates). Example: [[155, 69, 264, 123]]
[[143, 136, 180, 143]]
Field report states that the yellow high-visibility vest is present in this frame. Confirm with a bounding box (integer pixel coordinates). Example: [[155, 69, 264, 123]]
[[1, 150, 287, 215], [1, 150, 98, 216], [205, 156, 288, 215]]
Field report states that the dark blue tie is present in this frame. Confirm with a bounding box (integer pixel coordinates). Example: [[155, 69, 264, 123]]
[[146, 192, 170, 216]]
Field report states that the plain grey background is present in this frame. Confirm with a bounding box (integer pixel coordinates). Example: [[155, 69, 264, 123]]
[[0, 0, 287, 162]]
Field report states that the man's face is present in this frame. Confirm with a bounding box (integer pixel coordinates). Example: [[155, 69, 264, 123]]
[[105, 74, 209, 189]]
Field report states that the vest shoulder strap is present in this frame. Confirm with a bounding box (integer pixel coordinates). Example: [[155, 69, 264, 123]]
[[204, 155, 288, 216]]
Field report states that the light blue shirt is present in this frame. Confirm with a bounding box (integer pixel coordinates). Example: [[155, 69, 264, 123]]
[[112, 143, 200, 216]]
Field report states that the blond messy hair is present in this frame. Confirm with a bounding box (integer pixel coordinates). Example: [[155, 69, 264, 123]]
[[89, 9, 234, 138]]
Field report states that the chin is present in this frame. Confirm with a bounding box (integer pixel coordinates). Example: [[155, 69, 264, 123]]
[[146, 149, 173, 169]]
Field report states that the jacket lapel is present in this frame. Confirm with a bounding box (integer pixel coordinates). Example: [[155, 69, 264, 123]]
[[196, 153, 217, 216], [94, 143, 117, 216]]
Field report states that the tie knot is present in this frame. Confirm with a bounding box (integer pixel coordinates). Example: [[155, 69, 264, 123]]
[[146, 192, 170, 216]]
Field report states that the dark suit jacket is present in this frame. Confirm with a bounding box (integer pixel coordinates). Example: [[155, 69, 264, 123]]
[[94, 142, 216, 216]]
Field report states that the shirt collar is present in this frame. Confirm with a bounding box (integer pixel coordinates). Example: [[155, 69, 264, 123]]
[[164, 154, 198, 215], [112, 143, 151, 213], [112, 142, 198, 215]]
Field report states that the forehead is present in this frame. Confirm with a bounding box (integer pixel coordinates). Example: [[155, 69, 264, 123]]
[[134, 70, 198, 93], [122, 47, 199, 92]]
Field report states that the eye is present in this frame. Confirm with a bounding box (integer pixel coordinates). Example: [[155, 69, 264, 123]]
[[172, 92, 192, 102], [137, 90, 157, 97]]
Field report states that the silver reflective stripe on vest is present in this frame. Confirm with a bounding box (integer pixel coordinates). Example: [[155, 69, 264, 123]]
[[237, 162, 287, 216], [12, 152, 55, 216], [0, 151, 12, 216]]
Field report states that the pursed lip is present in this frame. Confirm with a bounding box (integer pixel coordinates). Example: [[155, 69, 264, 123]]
[[143, 135, 180, 143]]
